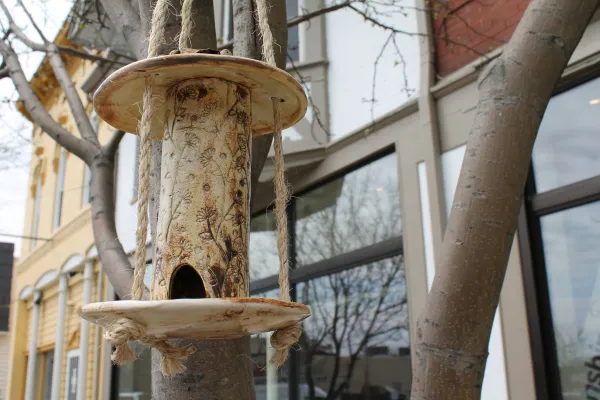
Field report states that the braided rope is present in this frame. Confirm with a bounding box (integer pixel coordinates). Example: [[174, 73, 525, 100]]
[[179, 0, 195, 50], [255, 0, 303, 367]]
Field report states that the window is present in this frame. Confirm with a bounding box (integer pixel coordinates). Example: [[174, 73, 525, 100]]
[[295, 153, 401, 266], [297, 257, 410, 400], [537, 203, 600, 399], [520, 76, 600, 400], [54, 148, 67, 229], [65, 350, 79, 400], [532, 77, 600, 193], [114, 342, 152, 400], [41, 350, 54, 400], [249, 153, 409, 399], [83, 110, 99, 206], [287, 0, 299, 62], [31, 175, 42, 249]]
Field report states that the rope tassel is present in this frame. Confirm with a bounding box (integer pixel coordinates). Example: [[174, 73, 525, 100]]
[[269, 97, 303, 368]]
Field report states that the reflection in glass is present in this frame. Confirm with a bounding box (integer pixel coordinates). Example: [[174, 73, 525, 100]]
[[287, 0, 299, 62], [295, 154, 401, 266], [540, 202, 600, 399], [250, 211, 280, 280], [532, 77, 600, 193], [117, 342, 152, 400], [251, 289, 291, 399], [297, 256, 411, 399]]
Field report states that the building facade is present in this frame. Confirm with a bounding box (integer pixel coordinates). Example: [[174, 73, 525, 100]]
[[7, 0, 600, 399]]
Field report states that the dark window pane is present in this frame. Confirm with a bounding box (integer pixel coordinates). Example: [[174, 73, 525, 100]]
[[250, 210, 280, 280], [539, 202, 600, 399], [295, 154, 401, 266], [532, 77, 600, 193], [296, 256, 411, 400], [287, 0, 299, 62], [117, 342, 152, 400]]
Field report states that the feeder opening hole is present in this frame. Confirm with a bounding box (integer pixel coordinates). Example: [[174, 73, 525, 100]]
[[169, 264, 207, 299]]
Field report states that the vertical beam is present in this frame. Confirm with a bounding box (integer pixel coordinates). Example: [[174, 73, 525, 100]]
[[415, 0, 446, 253], [50, 274, 68, 400], [77, 261, 94, 400], [24, 291, 42, 400]]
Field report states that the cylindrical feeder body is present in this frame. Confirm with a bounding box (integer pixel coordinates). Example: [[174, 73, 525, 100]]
[[152, 78, 252, 300]]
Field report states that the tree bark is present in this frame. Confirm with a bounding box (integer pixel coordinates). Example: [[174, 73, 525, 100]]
[[233, 0, 288, 201], [410, 1, 600, 399]]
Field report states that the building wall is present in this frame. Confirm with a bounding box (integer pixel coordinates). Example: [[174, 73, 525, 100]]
[[8, 30, 117, 400], [432, 0, 530, 76], [0, 334, 9, 399]]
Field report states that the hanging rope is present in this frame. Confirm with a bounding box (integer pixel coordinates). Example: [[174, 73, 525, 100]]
[[255, 0, 303, 368], [179, 0, 195, 50], [105, 0, 197, 377]]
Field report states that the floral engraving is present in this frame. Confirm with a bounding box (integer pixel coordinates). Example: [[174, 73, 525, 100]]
[[153, 78, 252, 300]]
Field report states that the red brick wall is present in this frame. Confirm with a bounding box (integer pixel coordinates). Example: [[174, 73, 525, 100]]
[[432, 0, 531, 77]]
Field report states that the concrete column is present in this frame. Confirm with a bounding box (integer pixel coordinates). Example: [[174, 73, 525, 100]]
[[24, 291, 42, 400], [50, 274, 68, 400], [77, 261, 94, 400]]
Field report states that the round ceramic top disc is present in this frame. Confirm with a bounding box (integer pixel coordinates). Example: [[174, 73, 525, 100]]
[[81, 298, 311, 339], [93, 53, 308, 139]]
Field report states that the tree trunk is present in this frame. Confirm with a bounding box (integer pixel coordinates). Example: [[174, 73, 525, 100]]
[[410, 1, 600, 399], [89, 147, 134, 299]]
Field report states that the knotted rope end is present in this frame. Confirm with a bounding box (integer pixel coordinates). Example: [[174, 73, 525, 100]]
[[269, 324, 302, 368]]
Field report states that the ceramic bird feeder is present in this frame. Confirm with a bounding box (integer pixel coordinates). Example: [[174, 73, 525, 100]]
[[80, 51, 310, 341]]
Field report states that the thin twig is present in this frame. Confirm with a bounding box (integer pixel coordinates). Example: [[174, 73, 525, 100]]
[[17, 0, 48, 43]]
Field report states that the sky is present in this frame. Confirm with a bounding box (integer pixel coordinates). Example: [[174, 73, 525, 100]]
[[0, 0, 72, 257]]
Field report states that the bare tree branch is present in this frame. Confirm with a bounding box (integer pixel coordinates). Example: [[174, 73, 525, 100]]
[[46, 43, 99, 144], [103, 129, 125, 155], [0, 0, 44, 50], [288, 0, 354, 28], [0, 40, 93, 162], [56, 45, 128, 66], [16, 0, 48, 43], [0, 66, 8, 79]]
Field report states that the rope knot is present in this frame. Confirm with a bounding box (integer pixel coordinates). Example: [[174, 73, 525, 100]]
[[269, 323, 302, 367], [104, 317, 195, 376]]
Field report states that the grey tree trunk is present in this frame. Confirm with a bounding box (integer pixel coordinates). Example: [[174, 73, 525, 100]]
[[410, 1, 600, 399]]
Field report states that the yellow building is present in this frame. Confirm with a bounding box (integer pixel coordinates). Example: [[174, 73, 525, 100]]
[[7, 25, 117, 400]]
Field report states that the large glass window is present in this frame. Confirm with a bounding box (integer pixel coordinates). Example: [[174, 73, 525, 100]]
[[539, 202, 600, 399], [532, 77, 600, 193], [522, 76, 600, 399], [295, 153, 401, 266], [297, 256, 410, 400]]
